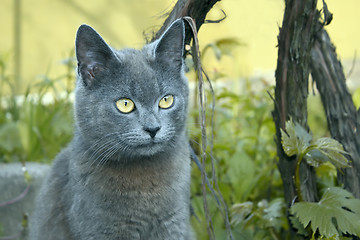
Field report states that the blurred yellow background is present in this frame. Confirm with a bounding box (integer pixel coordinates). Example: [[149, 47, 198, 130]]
[[0, 0, 359, 92]]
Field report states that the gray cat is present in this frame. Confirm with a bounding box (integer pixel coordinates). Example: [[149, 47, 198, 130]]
[[29, 19, 194, 240]]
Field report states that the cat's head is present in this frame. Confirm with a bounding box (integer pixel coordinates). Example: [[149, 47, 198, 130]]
[[74, 19, 188, 162]]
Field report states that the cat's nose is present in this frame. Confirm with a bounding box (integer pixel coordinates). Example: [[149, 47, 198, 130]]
[[144, 126, 161, 138]]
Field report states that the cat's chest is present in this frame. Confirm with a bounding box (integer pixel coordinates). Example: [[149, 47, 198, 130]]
[[69, 172, 188, 240], [70, 202, 187, 240]]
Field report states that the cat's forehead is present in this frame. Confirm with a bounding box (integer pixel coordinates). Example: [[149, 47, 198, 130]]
[[118, 49, 157, 79], [109, 48, 162, 99], [115, 48, 151, 63]]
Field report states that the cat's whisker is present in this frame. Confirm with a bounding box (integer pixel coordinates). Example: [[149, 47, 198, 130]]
[[82, 134, 119, 163], [94, 142, 123, 169], [88, 138, 122, 166]]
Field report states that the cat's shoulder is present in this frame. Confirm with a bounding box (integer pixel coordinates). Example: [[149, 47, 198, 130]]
[[45, 144, 73, 183]]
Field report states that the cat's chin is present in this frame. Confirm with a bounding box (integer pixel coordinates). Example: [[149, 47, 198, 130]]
[[121, 136, 177, 159], [131, 142, 167, 158]]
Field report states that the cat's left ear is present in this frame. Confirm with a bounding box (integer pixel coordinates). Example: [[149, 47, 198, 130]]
[[154, 19, 185, 71]]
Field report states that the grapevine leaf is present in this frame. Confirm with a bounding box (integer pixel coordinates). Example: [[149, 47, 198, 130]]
[[318, 149, 350, 169], [289, 215, 309, 237], [304, 138, 350, 169], [290, 187, 360, 239], [316, 138, 350, 168], [305, 149, 328, 167], [281, 127, 297, 156], [281, 119, 312, 157], [315, 138, 347, 154]]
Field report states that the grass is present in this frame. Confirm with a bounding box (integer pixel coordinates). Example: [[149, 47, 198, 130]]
[[0, 52, 75, 164]]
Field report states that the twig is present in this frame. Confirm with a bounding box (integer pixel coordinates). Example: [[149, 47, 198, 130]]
[[183, 16, 233, 240], [183, 16, 215, 240], [203, 70, 233, 240]]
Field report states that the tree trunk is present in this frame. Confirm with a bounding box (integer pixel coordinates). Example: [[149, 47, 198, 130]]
[[310, 27, 360, 198], [151, 0, 221, 45], [273, 0, 319, 236]]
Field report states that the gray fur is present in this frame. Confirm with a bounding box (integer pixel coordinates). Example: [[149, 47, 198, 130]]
[[29, 19, 194, 240]]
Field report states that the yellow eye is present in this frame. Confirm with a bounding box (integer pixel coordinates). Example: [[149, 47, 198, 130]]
[[116, 98, 135, 113], [159, 95, 174, 109]]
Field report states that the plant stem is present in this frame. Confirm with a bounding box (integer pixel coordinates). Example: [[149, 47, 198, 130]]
[[295, 146, 316, 203], [295, 153, 304, 202]]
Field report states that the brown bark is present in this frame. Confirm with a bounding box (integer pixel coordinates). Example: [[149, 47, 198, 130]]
[[310, 27, 360, 198], [152, 0, 221, 45], [273, 0, 319, 235]]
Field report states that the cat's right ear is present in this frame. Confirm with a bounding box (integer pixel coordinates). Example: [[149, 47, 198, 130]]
[[75, 25, 115, 87]]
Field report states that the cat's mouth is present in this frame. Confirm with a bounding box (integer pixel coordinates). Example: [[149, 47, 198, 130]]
[[137, 139, 162, 148], [129, 138, 169, 156], [117, 134, 174, 157], [134, 144, 164, 157]]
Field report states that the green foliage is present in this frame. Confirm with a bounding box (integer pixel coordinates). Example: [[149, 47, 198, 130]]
[[189, 77, 285, 239], [0, 53, 75, 163], [281, 119, 312, 157], [280, 119, 359, 239], [291, 187, 360, 239], [231, 198, 287, 238], [281, 119, 350, 169], [307, 138, 349, 169]]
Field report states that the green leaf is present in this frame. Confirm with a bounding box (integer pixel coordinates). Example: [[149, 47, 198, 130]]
[[226, 143, 257, 200], [289, 215, 309, 237], [315, 137, 348, 154], [290, 187, 360, 239], [281, 119, 312, 157], [231, 201, 253, 225], [318, 149, 350, 169], [305, 138, 350, 169], [262, 198, 286, 228], [305, 149, 328, 167], [316, 138, 350, 168]]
